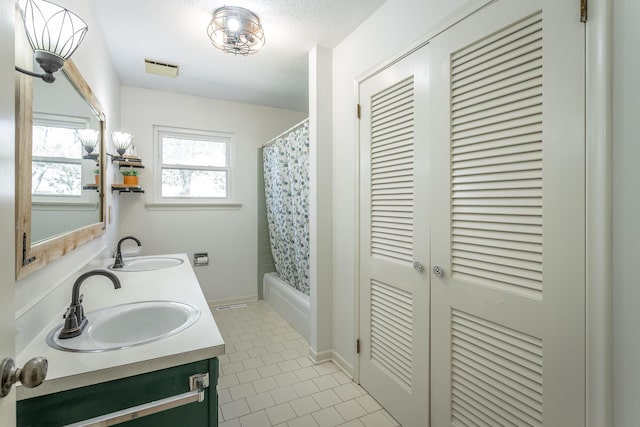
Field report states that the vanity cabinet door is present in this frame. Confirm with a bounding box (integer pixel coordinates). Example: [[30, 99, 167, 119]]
[[17, 358, 218, 427]]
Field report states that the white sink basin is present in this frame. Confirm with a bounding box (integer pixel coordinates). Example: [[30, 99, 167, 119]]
[[46, 301, 200, 352], [108, 256, 184, 272]]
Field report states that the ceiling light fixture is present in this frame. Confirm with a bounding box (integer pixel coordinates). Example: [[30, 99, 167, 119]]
[[207, 6, 265, 56], [15, 0, 88, 83]]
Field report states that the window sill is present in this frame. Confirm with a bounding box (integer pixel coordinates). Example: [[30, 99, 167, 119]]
[[145, 201, 242, 211]]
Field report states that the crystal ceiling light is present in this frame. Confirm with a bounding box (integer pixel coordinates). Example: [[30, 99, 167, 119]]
[[207, 6, 265, 56]]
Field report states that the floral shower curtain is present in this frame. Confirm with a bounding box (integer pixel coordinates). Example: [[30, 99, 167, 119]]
[[263, 120, 310, 296]]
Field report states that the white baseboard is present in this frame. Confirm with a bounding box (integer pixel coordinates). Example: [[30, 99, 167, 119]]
[[308, 347, 354, 379], [331, 350, 354, 378], [207, 295, 258, 309], [309, 347, 333, 364]]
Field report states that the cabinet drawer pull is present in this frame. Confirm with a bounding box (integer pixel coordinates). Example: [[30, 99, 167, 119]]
[[64, 373, 209, 427]]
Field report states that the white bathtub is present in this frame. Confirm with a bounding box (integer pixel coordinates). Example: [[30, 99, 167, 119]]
[[263, 272, 310, 342]]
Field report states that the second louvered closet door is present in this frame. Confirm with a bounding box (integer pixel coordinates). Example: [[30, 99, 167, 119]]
[[429, 0, 586, 425], [358, 45, 431, 427]]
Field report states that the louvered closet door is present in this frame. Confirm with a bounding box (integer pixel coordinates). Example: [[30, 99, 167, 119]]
[[358, 45, 430, 427], [430, 0, 585, 425]]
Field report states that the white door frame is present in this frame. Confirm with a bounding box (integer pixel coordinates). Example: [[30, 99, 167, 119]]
[[352, 1, 613, 426], [585, 0, 613, 425]]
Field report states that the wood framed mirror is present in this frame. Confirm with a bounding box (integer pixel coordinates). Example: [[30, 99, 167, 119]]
[[15, 59, 107, 280]]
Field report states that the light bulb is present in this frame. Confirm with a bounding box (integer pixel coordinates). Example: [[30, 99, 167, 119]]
[[227, 17, 240, 32]]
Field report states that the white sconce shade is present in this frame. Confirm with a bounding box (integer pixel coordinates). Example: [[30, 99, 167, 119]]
[[76, 129, 99, 154], [17, 0, 88, 83], [111, 132, 133, 155], [20, 0, 88, 60]]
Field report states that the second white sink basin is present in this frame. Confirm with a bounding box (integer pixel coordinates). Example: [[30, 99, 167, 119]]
[[47, 301, 200, 352], [109, 256, 184, 272]]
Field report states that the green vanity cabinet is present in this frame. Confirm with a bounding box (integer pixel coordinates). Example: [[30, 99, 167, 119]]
[[17, 358, 218, 427]]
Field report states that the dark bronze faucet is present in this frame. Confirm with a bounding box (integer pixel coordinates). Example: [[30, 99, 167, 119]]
[[58, 270, 121, 339], [111, 236, 142, 269]]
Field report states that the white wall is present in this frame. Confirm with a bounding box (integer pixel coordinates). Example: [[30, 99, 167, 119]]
[[308, 46, 333, 361], [118, 86, 306, 304], [331, 0, 468, 373], [0, 0, 16, 421], [613, 0, 640, 424], [14, 0, 122, 353]]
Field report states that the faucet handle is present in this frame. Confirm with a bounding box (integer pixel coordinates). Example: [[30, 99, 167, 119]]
[[76, 299, 85, 323], [59, 306, 82, 339], [63, 306, 75, 319], [62, 306, 79, 331]]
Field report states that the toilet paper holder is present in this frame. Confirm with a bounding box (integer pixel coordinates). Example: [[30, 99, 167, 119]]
[[193, 252, 209, 267]]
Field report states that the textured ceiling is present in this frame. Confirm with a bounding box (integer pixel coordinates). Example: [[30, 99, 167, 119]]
[[91, 0, 386, 112]]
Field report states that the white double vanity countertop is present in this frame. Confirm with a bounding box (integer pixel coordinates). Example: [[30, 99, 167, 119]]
[[16, 253, 225, 400]]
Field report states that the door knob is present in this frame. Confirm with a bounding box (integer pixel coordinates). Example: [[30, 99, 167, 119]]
[[432, 265, 444, 277], [0, 356, 48, 397], [413, 261, 424, 272]]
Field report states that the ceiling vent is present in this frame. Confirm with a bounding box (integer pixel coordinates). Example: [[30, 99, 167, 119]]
[[144, 59, 179, 78]]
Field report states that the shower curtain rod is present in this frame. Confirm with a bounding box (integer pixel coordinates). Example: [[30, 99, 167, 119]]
[[262, 118, 309, 148]]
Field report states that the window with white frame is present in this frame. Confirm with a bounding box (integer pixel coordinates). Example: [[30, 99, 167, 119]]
[[155, 126, 232, 200], [32, 114, 89, 197]]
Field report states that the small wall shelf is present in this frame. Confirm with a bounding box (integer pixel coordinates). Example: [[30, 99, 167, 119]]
[[112, 184, 145, 194], [83, 183, 99, 191], [111, 154, 146, 195], [110, 154, 144, 168], [118, 161, 145, 169]]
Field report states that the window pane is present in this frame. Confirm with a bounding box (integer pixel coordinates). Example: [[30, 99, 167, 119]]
[[32, 161, 81, 196], [161, 137, 227, 167], [33, 126, 82, 158], [161, 169, 227, 198]]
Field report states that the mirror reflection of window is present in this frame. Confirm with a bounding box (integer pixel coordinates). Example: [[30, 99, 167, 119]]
[[32, 113, 89, 197]]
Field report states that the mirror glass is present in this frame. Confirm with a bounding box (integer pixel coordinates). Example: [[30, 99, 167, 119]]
[[31, 67, 102, 243], [16, 58, 106, 280]]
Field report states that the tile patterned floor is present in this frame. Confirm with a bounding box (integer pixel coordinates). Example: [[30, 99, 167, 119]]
[[212, 301, 400, 427]]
